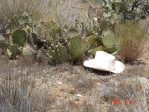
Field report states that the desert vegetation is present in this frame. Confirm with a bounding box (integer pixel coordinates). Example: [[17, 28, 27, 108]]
[[0, 0, 149, 112]]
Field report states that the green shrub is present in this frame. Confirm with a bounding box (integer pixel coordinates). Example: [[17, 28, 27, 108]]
[[115, 21, 147, 63], [12, 29, 27, 47], [68, 36, 87, 62]]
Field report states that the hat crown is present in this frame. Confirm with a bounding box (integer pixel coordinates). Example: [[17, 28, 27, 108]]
[[95, 51, 115, 61], [94, 51, 115, 71]]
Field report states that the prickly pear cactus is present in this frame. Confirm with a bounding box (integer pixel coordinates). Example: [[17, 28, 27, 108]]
[[7, 44, 21, 59], [12, 29, 27, 47], [103, 46, 117, 54], [100, 20, 108, 33], [49, 45, 70, 65], [86, 35, 103, 49], [68, 36, 87, 62], [88, 46, 104, 56], [102, 31, 116, 48], [102, 31, 118, 54]]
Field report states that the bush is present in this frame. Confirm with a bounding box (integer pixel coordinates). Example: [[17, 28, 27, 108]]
[[48, 36, 88, 64], [115, 21, 148, 63]]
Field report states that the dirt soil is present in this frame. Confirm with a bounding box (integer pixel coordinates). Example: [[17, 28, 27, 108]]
[[0, 54, 149, 112]]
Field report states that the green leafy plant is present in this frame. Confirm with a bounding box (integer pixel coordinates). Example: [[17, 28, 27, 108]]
[[115, 21, 147, 63]]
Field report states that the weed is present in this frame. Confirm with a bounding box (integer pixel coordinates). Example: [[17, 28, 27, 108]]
[[115, 21, 148, 63]]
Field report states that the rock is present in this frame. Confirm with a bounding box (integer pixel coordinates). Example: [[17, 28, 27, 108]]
[[22, 44, 37, 62], [76, 94, 82, 97], [57, 81, 63, 85], [74, 96, 80, 101], [47, 0, 102, 26]]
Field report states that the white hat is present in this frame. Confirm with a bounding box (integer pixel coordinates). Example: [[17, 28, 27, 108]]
[[83, 51, 125, 73]]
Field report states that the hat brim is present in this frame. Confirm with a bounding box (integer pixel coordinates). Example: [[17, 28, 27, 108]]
[[111, 61, 125, 73], [83, 59, 124, 74]]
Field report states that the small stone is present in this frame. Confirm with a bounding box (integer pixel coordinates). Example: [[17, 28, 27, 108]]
[[73, 94, 82, 101], [76, 94, 82, 97], [74, 97, 80, 101], [57, 81, 62, 85]]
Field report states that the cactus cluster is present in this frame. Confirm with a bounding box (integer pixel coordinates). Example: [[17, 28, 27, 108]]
[[3, 17, 119, 63], [48, 35, 89, 64], [2, 13, 120, 63], [3, 6, 147, 64], [85, 31, 119, 56]]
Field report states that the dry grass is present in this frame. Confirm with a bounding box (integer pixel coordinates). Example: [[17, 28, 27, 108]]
[[139, 17, 149, 63], [0, 0, 48, 25], [115, 21, 148, 63], [70, 70, 95, 94], [0, 56, 148, 112], [0, 56, 55, 112]]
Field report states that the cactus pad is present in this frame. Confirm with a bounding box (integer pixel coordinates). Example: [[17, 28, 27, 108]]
[[12, 29, 27, 47], [68, 36, 87, 62]]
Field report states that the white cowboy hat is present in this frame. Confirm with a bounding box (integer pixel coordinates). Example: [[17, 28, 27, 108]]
[[83, 51, 125, 73]]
